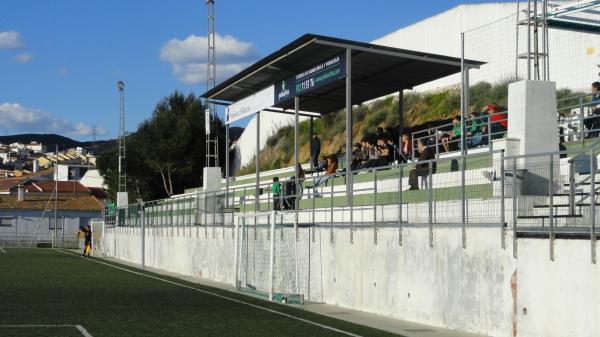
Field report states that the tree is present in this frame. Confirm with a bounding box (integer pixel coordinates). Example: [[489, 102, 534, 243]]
[[97, 91, 227, 202]]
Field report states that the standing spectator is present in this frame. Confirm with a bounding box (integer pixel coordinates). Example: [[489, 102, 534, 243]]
[[272, 177, 281, 210], [399, 133, 412, 163], [363, 140, 383, 168], [425, 123, 437, 146], [79, 225, 92, 257], [311, 134, 321, 168], [588, 82, 600, 138], [386, 139, 399, 164], [407, 139, 436, 190]]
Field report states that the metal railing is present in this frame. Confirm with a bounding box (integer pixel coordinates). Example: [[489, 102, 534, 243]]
[[411, 111, 508, 159], [557, 92, 600, 142], [106, 117, 600, 264], [0, 234, 80, 249]]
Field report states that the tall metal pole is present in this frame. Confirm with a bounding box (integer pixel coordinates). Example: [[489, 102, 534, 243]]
[[345, 48, 353, 243], [255, 111, 260, 213], [205, 0, 218, 167], [117, 81, 126, 193], [54, 145, 58, 248], [527, 0, 532, 80], [515, 0, 521, 80]]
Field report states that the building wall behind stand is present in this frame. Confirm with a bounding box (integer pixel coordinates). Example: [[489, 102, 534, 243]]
[[102, 225, 599, 337], [235, 111, 309, 171], [0, 209, 101, 240], [373, 3, 600, 92]]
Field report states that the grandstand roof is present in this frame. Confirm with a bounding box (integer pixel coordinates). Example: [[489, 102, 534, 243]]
[[202, 34, 483, 114]]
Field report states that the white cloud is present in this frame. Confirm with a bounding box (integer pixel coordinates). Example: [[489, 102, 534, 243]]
[[13, 52, 33, 63], [0, 103, 106, 137], [0, 31, 24, 49], [160, 33, 257, 84]]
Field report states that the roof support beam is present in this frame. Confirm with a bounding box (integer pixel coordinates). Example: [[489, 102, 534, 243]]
[[314, 38, 480, 69]]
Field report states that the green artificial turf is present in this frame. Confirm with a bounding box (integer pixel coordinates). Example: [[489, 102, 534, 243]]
[[0, 249, 403, 337]]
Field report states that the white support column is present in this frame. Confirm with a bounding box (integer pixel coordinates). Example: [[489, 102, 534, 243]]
[[508, 80, 558, 166]]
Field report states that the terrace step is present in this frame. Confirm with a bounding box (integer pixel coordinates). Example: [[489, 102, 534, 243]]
[[518, 214, 583, 219], [533, 203, 600, 208]]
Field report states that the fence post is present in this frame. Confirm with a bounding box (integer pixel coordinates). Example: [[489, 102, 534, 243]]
[[435, 131, 440, 158], [312, 176, 316, 225], [428, 161, 433, 248], [512, 158, 518, 258], [268, 211, 276, 301], [233, 216, 240, 288], [461, 154, 466, 249], [500, 150, 506, 249], [373, 168, 378, 245], [591, 150, 597, 264], [549, 154, 555, 261], [140, 203, 145, 269], [579, 97, 585, 142], [569, 159, 576, 216], [330, 176, 334, 243], [487, 114, 492, 151], [399, 165, 403, 246], [204, 191, 208, 238], [213, 191, 217, 238]]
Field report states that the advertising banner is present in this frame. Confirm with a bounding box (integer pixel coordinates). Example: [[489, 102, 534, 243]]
[[274, 53, 346, 104], [226, 85, 275, 125]]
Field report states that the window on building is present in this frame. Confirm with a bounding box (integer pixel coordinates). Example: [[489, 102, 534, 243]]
[[49, 217, 64, 230], [0, 217, 13, 227]]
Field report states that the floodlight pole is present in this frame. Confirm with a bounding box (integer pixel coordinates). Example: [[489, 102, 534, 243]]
[[117, 81, 126, 193]]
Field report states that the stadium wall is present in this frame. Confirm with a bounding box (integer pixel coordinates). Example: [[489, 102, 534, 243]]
[[103, 225, 598, 337]]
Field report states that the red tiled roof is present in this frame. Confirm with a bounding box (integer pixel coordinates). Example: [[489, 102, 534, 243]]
[[29, 181, 90, 194], [0, 195, 103, 211], [0, 178, 26, 192]]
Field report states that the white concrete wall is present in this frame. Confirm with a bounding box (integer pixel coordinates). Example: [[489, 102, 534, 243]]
[[234, 111, 308, 171], [103, 225, 598, 337], [373, 3, 600, 92]]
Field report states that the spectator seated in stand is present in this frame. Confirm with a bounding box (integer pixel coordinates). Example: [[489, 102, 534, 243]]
[[351, 143, 365, 171], [311, 155, 338, 197], [467, 111, 483, 148], [362, 140, 383, 169], [441, 116, 461, 153], [484, 104, 507, 140], [406, 138, 436, 190]]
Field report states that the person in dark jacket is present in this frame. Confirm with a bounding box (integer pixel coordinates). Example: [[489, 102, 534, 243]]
[[311, 134, 321, 168], [407, 139, 436, 190], [80, 225, 92, 257]]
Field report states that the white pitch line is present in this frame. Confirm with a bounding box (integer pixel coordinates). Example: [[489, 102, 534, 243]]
[[76, 325, 94, 337], [0, 324, 94, 337], [55, 249, 364, 337], [0, 247, 6, 253]]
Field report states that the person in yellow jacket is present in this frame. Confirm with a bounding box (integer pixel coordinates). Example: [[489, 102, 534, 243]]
[[79, 225, 92, 257]]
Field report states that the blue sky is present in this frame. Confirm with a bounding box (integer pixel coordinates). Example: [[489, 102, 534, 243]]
[[0, 0, 510, 140]]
